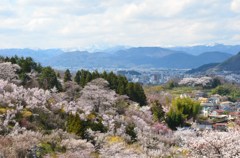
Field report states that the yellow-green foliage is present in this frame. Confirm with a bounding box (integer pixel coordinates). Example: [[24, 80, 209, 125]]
[[90, 152, 100, 158], [87, 113, 97, 120], [228, 121, 236, 128], [171, 98, 201, 118], [47, 97, 56, 105], [166, 97, 201, 130], [144, 85, 164, 94], [174, 146, 189, 157], [60, 107, 65, 113], [151, 101, 165, 122], [106, 136, 124, 144], [21, 109, 33, 118], [167, 87, 196, 96], [0, 108, 7, 114], [37, 142, 66, 157], [0, 107, 14, 114], [212, 84, 240, 101]]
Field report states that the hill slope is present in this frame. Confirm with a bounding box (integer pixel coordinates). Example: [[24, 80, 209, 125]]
[[0, 48, 232, 69], [187, 52, 240, 74], [186, 63, 219, 74], [168, 44, 240, 55], [0, 48, 64, 63], [45, 50, 231, 69], [216, 52, 240, 72]]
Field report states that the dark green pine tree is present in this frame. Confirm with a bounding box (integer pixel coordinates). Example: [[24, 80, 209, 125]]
[[165, 109, 184, 130], [117, 76, 127, 95], [133, 83, 147, 106], [126, 82, 135, 101], [10, 57, 17, 64], [67, 114, 74, 132], [67, 114, 82, 135], [92, 70, 100, 80], [101, 71, 108, 80], [56, 72, 61, 78], [85, 72, 92, 83], [64, 69, 72, 82], [80, 70, 87, 87], [107, 72, 118, 90], [74, 70, 81, 84], [117, 84, 126, 95], [39, 67, 62, 90], [151, 101, 165, 122]]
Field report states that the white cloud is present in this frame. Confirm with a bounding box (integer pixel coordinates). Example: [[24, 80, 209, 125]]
[[231, 0, 240, 13], [0, 0, 239, 48]]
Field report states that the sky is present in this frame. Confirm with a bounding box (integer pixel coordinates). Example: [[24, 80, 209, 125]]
[[0, 0, 240, 49]]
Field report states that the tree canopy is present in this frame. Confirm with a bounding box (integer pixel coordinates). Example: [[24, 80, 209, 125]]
[[64, 69, 72, 82], [74, 69, 147, 106], [166, 97, 200, 130], [38, 67, 62, 90]]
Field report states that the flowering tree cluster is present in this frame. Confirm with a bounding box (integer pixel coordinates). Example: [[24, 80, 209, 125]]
[[0, 62, 20, 81], [174, 129, 240, 158], [1, 60, 240, 158], [179, 77, 213, 87]]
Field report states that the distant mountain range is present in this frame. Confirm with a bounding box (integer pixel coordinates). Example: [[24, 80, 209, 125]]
[[187, 52, 240, 74], [216, 52, 240, 72], [168, 44, 240, 55], [41, 48, 232, 69], [0, 48, 63, 63], [0, 44, 239, 70], [186, 63, 220, 74]]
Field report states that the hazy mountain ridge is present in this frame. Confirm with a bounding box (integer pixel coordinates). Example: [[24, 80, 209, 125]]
[[44, 49, 231, 69], [216, 52, 240, 72], [188, 52, 240, 74], [168, 44, 240, 55], [0, 48, 64, 63], [186, 63, 220, 74], [0, 45, 236, 69]]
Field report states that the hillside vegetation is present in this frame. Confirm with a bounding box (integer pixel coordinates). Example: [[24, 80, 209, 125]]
[[0, 47, 232, 69], [217, 52, 240, 72], [188, 52, 240, 74], [0, 56, 240, 158]]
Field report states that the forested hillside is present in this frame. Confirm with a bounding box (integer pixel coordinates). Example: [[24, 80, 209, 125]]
[[0, 56, 240, 158]]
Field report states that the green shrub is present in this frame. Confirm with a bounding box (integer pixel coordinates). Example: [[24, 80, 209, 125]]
[[37, 141, 66, 157], [151, 101, 165, 122], [212, 84, 240, 101], [125, 123, 137, 143], [67, 113, 107, 138], [38, 67, 62, 91], [166, 98, 200, 130]]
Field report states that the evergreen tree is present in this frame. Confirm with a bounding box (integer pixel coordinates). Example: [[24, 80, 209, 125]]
[[85, 72, 92, 83], [125, 123, 137, 143], [74, 71, 81, 84], [92, 70, 100, 79], [67, 114, 82, 135], [166, 109, 185, 130], [64, 69, 72, 82], [10, 57, 17, 64], [18, 57, 37, 73], [56, 72, 61, 78], [80, 70, 87, 87], [39, 67, 62, 90], [72, 69, 147, 106], [117, 84, 126, 95], [166, 98, 200, 130], [101, 71, 108, 79], [126, 82, 135, 99], [133, 83, 147, 106], [151, 101, 165, 122], [118, 76, 128, 94]]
